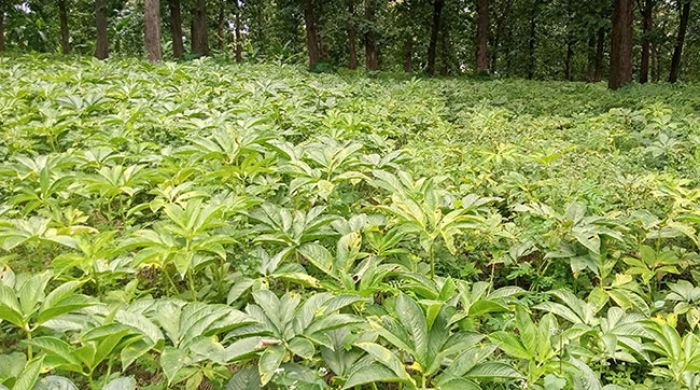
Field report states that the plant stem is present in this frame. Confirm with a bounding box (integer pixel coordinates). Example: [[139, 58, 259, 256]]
[[25, 326, 33, 359], [429, 244, 436, 279], [188, 270, 197, 301]]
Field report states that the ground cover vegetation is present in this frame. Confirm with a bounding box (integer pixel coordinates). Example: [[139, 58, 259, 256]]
[[0, 55, 700, 389]]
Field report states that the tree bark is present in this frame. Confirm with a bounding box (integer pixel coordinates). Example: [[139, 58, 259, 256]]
[[639, 0, 654, 83], [169, 0, 185, 58], [303, 0, 321, 69], [191, 0, 209, 56], [527, 3, 537, 79], [217, 0, 225, 51], [594, 27, 605, 81], [565, 32, 574, 80], [347, 0, 358, 69], [144, 0, 162, 63], [364, 0, 379, 70], [233, 1, 242, 62], [1, 5, 6, 52], [669, 0, 691, 83], [608, 0, 634, 90], [475, 0, 489, 74], [427, 0, 444, 75], [95, 0, 109, 59], [651, 42, 659, 82], [58, 0, 70, 54]]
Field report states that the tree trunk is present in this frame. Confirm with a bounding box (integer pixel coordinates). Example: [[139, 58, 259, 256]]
[[565, 32, 574, 80], [316, 0, 329, 63], [586, 33, 596, 82], [608, 0, 634, 90], [169, 0, 185, 58], [594, 27, 605, 81], [527, 3, 537, 79], [440, 21, 450, 75], [144, 0, 162, 63], [427, 0, 444, 75], [1, 5, 6, 52], [217, 0, 225, 51], [233, 2, 242, 62], [303, 0, 321, 69], [490, 0, 513, 73], [669, 0, 691, 83], [403, 37, 413, 72], [58, 0, 70, 54], [475, 0, 489, 74], [95, 0, 109, 59], [651, 42, 659, 81], [364, 0, 379, 70], [191, 0, 209, 56], [639, 0, 654, 83], [347, 0, 358, 69]]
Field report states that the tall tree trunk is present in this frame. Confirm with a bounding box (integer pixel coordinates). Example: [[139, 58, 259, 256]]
[[169, 0, 185, 58], [0, 7, 4, 53], [233, 1, 242, 62], [586, 33, 596, 81], [58, 0, 70, 54], [0, 8, 3, 53], [527, 3, 538, 79], [639, 0, 654, 83], [427, 0, 444, 75], [608, 0, 634, 90], [490, 0, 513, 73], [364, 0, 379, 70], [651, 42, 659, 81], [316, 0, 329, 62], [403, 37, 413, 72], [217, 0, 225, 51], [191, 0, 209, 56], [347, 0, 358, 69], [594, 27, 605, 81], [668, 0, 691, 83], [565, 32, 574, 80], [303, 0, 321, 69], [144, 0, 162, 63], [475, 0, 489, 74], [95, 0, 109, 59], [440, 20, 450, 75]]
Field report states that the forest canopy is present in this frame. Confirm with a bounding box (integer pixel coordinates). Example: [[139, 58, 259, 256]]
[[0, 0, 698, 85], [1, 1, 700, 390]]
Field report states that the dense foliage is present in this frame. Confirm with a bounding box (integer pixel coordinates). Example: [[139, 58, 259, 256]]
[[1, 0, 698, 82], [2, 55, 700, 389]]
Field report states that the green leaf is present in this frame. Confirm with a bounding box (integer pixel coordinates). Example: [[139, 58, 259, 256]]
[[395, 293, 428, 364], [160, 347, 190, 385], [288, 337, 315, 359], [343, 363, 411, 389], [466, 362, 521, 379], [489, 332, 531, 360], [102, 377, 137, 390], [30, 336, 82, 367], [11, 356, 43, 390], [34, 376, 79, 390], [0, 352, 25, 380], [225, 367, 261, 390], [258, 344, 285, 385], [298, 243, 335, 277], [355, 342, 413, 383]]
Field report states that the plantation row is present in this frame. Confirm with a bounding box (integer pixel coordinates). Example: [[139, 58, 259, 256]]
[[1, 55, 700, 389]]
